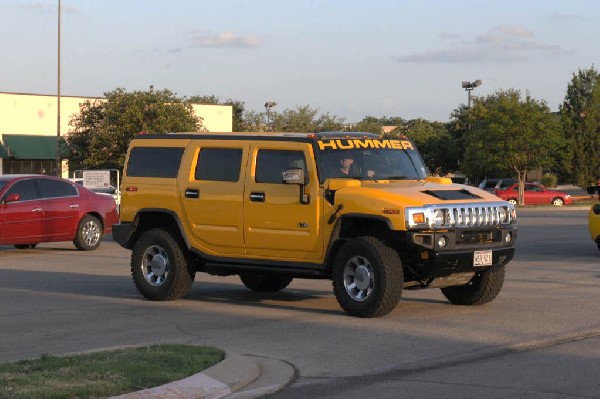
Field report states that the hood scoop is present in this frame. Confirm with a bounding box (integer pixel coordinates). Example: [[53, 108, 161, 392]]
[[423, 189, 482, 201]]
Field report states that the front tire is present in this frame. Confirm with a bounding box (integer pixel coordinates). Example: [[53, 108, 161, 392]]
[[240, 273, 293, 292], [552, 197, 564, 206], [131, 228, 194, 301], [332, 237, 403, 318], [73, 215, 103, 251], [441, 265, 505, 305]]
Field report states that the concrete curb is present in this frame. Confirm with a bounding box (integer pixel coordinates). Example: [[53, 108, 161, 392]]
[[111, 354, 260, 399]]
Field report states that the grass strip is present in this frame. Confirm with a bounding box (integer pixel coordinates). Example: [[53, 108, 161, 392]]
[[0, 344, 224, 399]]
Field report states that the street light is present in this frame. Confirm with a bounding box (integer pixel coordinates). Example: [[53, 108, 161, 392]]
[[461, 79, 482, 108], [264, 101, 277, 131]]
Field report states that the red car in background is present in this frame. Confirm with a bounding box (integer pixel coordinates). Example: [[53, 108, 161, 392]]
[[494, 183, 573, 206], [0, 174, 119, 250]]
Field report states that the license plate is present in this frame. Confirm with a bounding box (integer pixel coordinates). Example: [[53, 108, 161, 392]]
[[473, 250, 493, 267]]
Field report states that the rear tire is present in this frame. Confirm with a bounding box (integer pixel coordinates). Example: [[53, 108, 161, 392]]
[[73, 215, 103, 251], [441, 265, 505, 305], [240, 273, 293, 292], [332, 237, 403, 318], [131, 228, 194, 301]]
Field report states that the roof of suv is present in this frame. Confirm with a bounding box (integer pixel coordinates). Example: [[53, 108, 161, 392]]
[[134, 131, 381, 142]]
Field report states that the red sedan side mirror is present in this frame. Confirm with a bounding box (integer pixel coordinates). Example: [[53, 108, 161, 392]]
[[4, 194, 21, 203]]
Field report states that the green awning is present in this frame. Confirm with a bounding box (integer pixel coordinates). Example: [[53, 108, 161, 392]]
[[0, 144, 8, 158], [1, 134, 59, 160]]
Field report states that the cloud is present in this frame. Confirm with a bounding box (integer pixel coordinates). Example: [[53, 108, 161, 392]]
[[190, 32, 262, 49], [548, 11, 581, 20], [395, 25, 562, 64], [0, 2, 78, 13]]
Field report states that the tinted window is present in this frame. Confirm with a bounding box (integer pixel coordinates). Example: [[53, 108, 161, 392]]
[[195, 148, 243, 182], [256, 150, 306, 184], [37, 179, 77, 199], [127, 147, 184, 178], [3, 180, 39, 201]]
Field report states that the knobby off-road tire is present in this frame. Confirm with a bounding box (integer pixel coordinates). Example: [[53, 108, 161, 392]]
[[131, 228, 194, 301], [441, 264, 506, 305], [332, 236, 403, 318], [240, 273, 293, 292], [73, 214, 103, 251]]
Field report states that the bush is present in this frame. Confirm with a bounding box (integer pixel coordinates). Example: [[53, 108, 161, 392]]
[[541, 173, 558, 187]]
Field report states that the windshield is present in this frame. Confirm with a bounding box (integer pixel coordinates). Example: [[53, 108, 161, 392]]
[[314, 138, 428, 183]]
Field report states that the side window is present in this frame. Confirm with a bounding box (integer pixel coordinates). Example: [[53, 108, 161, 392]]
[[195, 148, 243, 182], [37, 179, 77, 199], [127, 147, 185, 178], [3, 180, 39, 201], [255, 150, 306, 184]]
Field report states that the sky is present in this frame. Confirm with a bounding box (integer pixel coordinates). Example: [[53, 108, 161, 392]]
[[0, 0, 598, 123]]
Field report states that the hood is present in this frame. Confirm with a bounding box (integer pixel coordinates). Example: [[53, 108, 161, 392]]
[[332, 180, 502, 208]]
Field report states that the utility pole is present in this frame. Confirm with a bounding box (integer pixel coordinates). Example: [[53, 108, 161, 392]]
[[56, 0, 62, 176]]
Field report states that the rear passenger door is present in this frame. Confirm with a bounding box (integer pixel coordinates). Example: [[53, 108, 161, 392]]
[[180, 142, 247, 256], [36, 178, 80, 240], [243, 142, 322, 261]]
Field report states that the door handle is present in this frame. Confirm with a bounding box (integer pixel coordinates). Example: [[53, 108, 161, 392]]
[[185, 189, 200, 199], [31, 208, 42, 212], [250, 192, 265, 202], [69, 204, 79, 208]]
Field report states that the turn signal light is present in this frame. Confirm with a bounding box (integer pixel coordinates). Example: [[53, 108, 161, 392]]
[[412, 212, 425, 224]]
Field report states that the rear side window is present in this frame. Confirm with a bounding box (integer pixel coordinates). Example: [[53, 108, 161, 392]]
[[195, 148, 243, 182], [127, 147, 184, 178], [37, 179, 77, 199]]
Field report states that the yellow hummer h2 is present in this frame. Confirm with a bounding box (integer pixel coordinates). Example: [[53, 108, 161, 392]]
[[113, 132, 517, 317]]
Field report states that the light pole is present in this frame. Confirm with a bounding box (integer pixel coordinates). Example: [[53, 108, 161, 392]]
[[264, 101, 277, 131], [55, 0, 62, 176], [461, 79, 482, 108]]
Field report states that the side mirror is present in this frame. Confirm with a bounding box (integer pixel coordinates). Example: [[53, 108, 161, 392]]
[[282, 168, 309, 205], [4, 193, 20, 203]]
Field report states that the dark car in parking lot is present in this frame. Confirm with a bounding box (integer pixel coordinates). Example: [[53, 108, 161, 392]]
[[479, 178, 517, 193], [0, 174, 119, 250]]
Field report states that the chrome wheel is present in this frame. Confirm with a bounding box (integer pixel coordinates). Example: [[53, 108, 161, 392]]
[[82, 219, 101, 247], [141, 245, 170, 287], [342, 255, 374, 301], [508, 198, 517, 205], [552, 197, 564, 206]]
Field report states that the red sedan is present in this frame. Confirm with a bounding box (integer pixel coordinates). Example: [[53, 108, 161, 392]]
[[494, 183, 573, 206], [0, 174, 119, 250]]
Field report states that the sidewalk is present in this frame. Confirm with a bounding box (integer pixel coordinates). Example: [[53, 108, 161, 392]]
[[110, 353, 295, 399]]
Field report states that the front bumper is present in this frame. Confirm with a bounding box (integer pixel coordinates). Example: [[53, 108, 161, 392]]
[[400, 226, 517, 281]]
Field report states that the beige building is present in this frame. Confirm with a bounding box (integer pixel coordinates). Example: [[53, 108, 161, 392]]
[[0, 92, 233, 177]]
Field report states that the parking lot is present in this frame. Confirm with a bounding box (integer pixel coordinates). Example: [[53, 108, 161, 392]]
[[1, 206, 599, 397]]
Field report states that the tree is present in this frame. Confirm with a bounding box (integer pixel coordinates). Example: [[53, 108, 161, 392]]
[[400, 119, 458, 175], [560, 66, 600, 187], [462, 89, 561, 205], [66, 88, 203, 171], [354, 116, 406, 135], [240, 105, 345, 132], [188, 95, 246, 132]]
